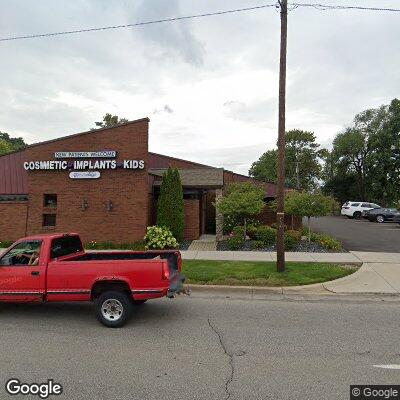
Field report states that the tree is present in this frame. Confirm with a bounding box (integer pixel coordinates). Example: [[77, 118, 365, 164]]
[[333, 128, 370, 200], [249, 129, 324, 190], [248, 150, 277, 183], [216, 182, 265, 239], [284, 191, 333, 242], [0, 139, 12, 156], [157, 167, 185, 242], [323, 99, 400, 206], [94, 113, 129, 129], [0, 132, 27, 155]]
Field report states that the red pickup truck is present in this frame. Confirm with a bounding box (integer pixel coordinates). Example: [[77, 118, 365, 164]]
[[0, 233, 185, 327]]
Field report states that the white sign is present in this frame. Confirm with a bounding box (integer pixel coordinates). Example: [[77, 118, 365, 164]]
[[55, 151, 117, 158], [69, 171, 101, 179], [23, 159, 145, 171]]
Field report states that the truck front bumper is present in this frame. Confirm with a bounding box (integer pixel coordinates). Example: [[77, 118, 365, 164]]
[[167, 273, 188, 298]]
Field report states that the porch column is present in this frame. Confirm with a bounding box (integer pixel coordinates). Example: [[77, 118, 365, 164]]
[[215, 188, 224, 242]]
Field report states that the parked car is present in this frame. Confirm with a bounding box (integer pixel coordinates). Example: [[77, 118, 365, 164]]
[[364, 207, 400, 223], [0, 233, 185, 327], [341, 201, 381, 219]]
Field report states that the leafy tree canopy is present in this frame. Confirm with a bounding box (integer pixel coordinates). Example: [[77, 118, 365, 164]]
[[216, 182, 265, 238], [249, 129, 324, 191], [322, 98, 400, 206], [0, 132, 27, 156], [284, 191, 333, 241], [95, 113, 129, 129]]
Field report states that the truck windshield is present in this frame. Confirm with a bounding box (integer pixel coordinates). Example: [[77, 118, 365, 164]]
[[51, 236, 83, 259]]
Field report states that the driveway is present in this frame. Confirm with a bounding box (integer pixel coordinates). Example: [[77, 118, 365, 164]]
[[1, 296, 400, 400], [307, 216, 400, 252]]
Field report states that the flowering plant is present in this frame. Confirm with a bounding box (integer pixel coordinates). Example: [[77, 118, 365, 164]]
[[145, 226, 178, 250]]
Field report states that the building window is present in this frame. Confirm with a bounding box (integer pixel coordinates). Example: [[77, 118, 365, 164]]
[[44, 194, 57, 208], [0, 195, 28, 202], [43, 214, 56, 227]]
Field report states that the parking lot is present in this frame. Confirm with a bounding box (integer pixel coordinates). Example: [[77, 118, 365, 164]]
[[309, 216, 400, 253]]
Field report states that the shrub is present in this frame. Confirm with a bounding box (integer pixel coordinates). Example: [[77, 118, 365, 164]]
[[145, 226, 178, 250], [0, 240, 13, 248], [227, 235, 245, 250], [316, 234, 342, 251], [119, 241, 146, 251], [86, 241, 146, 250], [232, 225, 245, 237], [157, 167, 185, 242], [256, 225, 277, 246], [246, 224, 258, 240], [309, 232, 320, 242], [284, 230, 301, 250], [251, 240, 264, 250]]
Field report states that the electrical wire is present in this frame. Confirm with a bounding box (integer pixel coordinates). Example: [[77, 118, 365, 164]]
[[292, 3, 400, 12], [0, 2, 399, 43], [0, 3, 278, 42]]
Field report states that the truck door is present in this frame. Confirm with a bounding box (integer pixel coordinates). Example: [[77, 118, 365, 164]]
[[0, 240, 46, 302]]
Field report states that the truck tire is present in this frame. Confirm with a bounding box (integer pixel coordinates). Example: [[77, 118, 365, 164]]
[[95, 291, 132, 328]]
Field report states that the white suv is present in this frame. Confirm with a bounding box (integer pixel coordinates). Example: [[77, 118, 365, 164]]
[[341, 201, 381, 219]]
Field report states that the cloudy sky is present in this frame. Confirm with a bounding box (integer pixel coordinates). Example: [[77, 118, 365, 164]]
[[0, 0, 399, 174]]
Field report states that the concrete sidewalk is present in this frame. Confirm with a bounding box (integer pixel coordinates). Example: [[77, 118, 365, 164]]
[[181, 250, 399, 264], [181, 250, 362, 264]]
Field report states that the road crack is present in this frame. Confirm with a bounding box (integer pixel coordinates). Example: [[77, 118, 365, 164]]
[[207, 317, 237, 400]]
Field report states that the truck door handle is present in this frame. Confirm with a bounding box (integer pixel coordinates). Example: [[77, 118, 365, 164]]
[[31, 271, 40, 276]]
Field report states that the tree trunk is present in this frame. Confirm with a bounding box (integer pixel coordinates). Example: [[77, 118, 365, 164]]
[[308, 216, 311, 243], [243, 217, 247, 241]]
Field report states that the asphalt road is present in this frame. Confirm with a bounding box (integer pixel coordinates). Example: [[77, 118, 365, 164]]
[[1, 294, 400, 400], [308, 215, 400, 252]]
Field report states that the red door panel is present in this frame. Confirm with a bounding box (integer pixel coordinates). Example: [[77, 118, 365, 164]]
[[0, 240, 46, 302]]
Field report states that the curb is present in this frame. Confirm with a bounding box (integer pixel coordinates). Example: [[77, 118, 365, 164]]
[[184, 283, 400, 298]]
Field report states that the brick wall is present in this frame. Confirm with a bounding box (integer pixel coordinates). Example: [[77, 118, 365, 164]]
[[24, 120, 149, 244], [0, 202, 28, 241], [184, 199, 200, 240]]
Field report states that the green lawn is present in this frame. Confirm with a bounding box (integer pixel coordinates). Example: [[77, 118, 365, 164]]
[[182, 260, 357, 287]]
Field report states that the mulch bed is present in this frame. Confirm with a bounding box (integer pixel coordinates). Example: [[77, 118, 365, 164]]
[[217, 239, 347, 253], [179, 240, 193, 251]]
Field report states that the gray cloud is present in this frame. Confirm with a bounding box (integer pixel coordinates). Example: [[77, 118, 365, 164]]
[[153, 105, 174, 115], [0, 0, 399, 174], [129, 0, 205, 66]]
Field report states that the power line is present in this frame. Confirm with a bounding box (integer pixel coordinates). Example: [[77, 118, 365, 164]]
[[0, 2, 399, 43], [0, 4, 277, 42], [292, 3, 400, 12]]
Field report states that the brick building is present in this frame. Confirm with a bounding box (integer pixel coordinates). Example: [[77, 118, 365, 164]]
[[0, 118, 300, 244]]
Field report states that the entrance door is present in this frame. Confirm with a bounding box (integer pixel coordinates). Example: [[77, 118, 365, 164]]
[[0, 240, 46, 302]]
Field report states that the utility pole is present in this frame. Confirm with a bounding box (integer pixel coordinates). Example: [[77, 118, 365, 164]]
[[276, 0, 288, 273]]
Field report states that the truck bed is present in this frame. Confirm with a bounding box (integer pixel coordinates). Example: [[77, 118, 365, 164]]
[[66, 251, 180, 272]]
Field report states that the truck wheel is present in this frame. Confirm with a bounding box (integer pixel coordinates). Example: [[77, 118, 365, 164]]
[[95, 291, 132, 328], [133, 299, 147, 306]]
